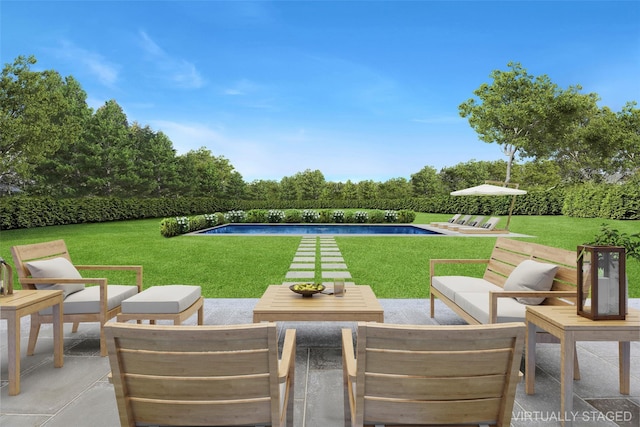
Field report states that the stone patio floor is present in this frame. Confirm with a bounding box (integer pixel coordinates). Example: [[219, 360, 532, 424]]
[[1, 297, 639, 427]]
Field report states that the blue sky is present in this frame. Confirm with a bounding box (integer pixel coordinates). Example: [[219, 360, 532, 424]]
[[2, 1, 639, 183]]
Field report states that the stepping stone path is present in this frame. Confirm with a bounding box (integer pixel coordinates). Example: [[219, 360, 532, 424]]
[[283, 237, 354, 286]]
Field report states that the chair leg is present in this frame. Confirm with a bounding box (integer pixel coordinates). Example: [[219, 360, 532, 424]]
[[72, 322, 80, 333], [99, 323, 108, 357], [430, 294, 435, 318], [574, 343, 580, 380], [27, 314, 41, 356]]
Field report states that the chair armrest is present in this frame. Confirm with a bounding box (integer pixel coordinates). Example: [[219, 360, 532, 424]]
[[278, 329, 296, 382], [341, 328, 357, 380], [488, 291, 577, 323], [430, 259, 490, 281], [19, 277, 108, 286], [75, 265, 143, 291]]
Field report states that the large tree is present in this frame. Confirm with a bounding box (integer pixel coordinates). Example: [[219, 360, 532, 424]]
[[459, 62, 585, 184], [0, 56, 86, 193]]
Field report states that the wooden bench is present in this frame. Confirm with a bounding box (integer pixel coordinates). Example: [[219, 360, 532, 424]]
[[430, 238, 578, 326]]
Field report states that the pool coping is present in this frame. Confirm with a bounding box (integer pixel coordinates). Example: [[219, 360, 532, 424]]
[[187, 223, 533, 238]]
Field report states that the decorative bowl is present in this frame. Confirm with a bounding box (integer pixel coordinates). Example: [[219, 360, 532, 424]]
[[289, 283, 325, 297]]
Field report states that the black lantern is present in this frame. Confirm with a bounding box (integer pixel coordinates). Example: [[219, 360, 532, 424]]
[[577, 245, 626, 320]]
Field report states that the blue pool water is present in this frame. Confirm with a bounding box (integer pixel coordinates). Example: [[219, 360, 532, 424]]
[[200, 224, 440, 235]]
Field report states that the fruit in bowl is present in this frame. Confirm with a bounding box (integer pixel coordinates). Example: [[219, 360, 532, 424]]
[[289, 283, 325, 297]]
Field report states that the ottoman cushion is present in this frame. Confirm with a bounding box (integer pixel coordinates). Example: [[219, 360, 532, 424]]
[[121, 285, 201, 314]]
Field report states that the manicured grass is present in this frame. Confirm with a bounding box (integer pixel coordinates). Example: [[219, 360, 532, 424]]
[[1, 214, 638, 298]]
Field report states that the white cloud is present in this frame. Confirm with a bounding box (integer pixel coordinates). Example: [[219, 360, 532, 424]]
[[52, 40, 120, 87], [138, 31, 205, 89]]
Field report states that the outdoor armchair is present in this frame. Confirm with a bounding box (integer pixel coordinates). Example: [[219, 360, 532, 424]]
[[11, 239, 142, 356], [105, 322, 295, 427], [342, 322, 524, 427]]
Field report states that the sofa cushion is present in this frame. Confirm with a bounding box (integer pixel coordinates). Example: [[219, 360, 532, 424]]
[[454, 292, 527, 324], [25, 257, 85, 298], [121, 285, 201, 314], [46, 285, 138, 316], [431, 276, 502, 301], [503, 260, 559, 305]]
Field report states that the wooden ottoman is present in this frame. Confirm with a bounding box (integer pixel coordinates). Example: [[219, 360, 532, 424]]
[[117, 285, 204, 325]]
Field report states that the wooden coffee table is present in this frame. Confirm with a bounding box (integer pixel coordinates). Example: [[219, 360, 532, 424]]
[[253, 285, 384, 323]]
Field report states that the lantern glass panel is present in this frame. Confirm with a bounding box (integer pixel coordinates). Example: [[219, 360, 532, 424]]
[[597, 251, 621, 316]]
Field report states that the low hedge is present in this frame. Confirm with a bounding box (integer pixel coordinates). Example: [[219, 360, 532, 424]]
[[159, 209, 417, 238], [1, 183, 636, 231]]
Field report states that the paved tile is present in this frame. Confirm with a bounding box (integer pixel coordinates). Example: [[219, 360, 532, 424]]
[[321, 271, 352, 279], [293, 256, 315, 262], [286, 271, 315, 279], [289, 263, 315, 270], [321, 263, 347, 269], [2, 298, 638, 426], [321, 256, 343, 262]]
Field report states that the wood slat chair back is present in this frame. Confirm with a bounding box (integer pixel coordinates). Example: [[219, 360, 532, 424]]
[[343, 322, 525, 427], [105, 322, 295, 427], [11, 240, 72, 290], [484, 238, 577, 305], [11, 239, 143, 356]]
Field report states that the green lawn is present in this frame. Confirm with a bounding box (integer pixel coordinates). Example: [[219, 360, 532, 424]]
[[2, 214, 638, 298]]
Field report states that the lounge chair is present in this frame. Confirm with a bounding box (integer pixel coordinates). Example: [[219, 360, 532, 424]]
[[429, 213, 461, 228], [342, 322, 524, 427], [447, 215, 485, 230], [435, 214, 472, 229], [458, 216, 502, 233], [11, 239, 142, 356], [105, 322, 295, 427]]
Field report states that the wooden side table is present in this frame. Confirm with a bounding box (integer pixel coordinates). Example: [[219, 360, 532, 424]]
[[525, 305, 640, 426], [0, 289, 64, 395]]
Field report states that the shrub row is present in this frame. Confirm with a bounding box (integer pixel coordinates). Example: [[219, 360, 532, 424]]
[[1, 183, 636, 230], [562, 181, 640, 220], [159, 209, 418, 237]]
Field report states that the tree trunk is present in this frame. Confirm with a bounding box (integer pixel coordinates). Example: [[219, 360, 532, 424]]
[[502, 144, 517, 185]]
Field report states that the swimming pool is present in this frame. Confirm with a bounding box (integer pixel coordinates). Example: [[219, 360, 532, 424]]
[[199, 224, 441, 235]]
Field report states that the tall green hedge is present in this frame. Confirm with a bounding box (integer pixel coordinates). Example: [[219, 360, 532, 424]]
[[562, 181, 640, 220], [1, 185, 636, 230]]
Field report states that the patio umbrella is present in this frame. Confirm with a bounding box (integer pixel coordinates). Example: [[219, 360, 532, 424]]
[[450, 183, 527, 231]]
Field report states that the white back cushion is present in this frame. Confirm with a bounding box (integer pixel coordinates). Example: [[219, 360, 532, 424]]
[[504, 260, 558, 305], [25, 257, 85, 298]]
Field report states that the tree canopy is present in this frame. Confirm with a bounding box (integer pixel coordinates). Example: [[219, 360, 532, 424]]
[[1, 56, 637, 199]]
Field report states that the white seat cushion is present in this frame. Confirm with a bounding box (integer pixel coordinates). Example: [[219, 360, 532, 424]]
[[454, 292, 527, 324], [39, 285, 139, 315], [431, 276, 503, 301], [121, 285, 201, 314]]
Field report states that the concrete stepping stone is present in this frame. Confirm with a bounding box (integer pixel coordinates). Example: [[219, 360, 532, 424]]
[[286, 271, 315, 279], [321, 263, 347, 269], [321, 256, 343, 262], [320, 251, 341, 256], [321, 271, 351, 279], [293, 256, 315, 262], [289, 263, 315, 270]]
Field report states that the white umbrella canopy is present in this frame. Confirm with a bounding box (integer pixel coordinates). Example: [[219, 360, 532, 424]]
[[450, 184, 527, 196], [450, 183, 527, 231]]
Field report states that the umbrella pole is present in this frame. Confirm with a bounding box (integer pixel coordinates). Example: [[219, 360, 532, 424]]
[[506, 194, 517, 231]]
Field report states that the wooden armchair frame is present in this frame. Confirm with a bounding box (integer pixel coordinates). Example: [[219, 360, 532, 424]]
[[342, 322, 525, 427], [105, 322, 295, 427], [11, 239, 142, 356]]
